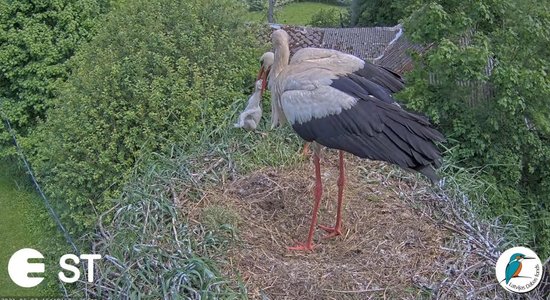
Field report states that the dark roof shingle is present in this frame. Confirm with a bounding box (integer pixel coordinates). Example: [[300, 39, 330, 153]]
[[374, 34, 426, 74]]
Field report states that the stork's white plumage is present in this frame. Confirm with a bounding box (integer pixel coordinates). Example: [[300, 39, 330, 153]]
[[234, 79, 264, 130], [257, 29, 444, 251]]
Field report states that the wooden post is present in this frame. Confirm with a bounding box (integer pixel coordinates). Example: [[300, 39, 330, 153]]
[[268, 0, 276, 23]]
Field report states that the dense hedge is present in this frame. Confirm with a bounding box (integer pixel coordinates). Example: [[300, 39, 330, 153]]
[[399, 0, 550, 256], [308, 8, 342, 27], [349, 0, 416, 26], [27, 0, 263, 232], [0, 0, 109, 153], [351, 0, 550, 257]]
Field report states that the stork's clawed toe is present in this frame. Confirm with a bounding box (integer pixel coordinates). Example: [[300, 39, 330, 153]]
[[287, 243, 314, 251], [318, 224, 342, 239]]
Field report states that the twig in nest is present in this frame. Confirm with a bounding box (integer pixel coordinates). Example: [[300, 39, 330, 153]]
[[195, 157, 225, 182], [98, 203, 121, 240], [322, 288, 385, 293]]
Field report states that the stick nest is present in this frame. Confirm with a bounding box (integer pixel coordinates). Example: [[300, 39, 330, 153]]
[[183, 150, 548, 299]]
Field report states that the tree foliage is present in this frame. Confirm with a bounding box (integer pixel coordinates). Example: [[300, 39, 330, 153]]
[[399, 0, 550, 256], [27, 0, 263, 231], [349, 0, 419, 26], [247, 0, 267, 12], [0, 0, 109, 152], [308, 8, 342, 27]]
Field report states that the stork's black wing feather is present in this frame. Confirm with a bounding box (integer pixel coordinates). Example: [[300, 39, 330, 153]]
[[292, 97, 444, 183], [331, 74, 398, 105], [353, 62, 405, 93], [333, 62, 405, 106]]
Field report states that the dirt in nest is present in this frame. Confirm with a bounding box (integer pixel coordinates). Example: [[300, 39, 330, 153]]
[[198, 151, 454, 299]]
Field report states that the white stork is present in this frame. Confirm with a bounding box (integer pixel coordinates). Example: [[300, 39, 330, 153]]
[[257, 29, 444, 251]]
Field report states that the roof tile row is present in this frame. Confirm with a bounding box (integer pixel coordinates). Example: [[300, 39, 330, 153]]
[[264, 24, 422, 75]]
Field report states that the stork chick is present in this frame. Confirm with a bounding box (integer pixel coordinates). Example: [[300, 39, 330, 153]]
[[234, 79, 265, 130]]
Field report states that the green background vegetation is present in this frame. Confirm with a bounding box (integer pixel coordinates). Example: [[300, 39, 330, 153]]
[[0, 0, 110, 154], [399, 0, 550, 256], [348, 0, 550, 257], [26, 0, 263, 233], [246, 1, 347, 26], [1, 0, 548, 297]]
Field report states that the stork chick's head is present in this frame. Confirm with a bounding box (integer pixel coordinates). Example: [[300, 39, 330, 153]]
[[254, 79, 264, 95]]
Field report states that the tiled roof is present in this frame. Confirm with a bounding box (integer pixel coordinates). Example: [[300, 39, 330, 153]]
[[279, 25, 324, 56], [264, 24, 495, 103], [265, 24, 421, 75], [374, 34, 426, 74], [321, 27, 400, 62]]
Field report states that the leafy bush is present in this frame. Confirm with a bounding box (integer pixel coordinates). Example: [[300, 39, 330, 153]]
[[308, 8, 342, 27], [0, 0, 109, 154], [400, 0, 550, 256], [349, 0, 419, 26], [247, 0, 266, 11], [27, 0, 263, 232]]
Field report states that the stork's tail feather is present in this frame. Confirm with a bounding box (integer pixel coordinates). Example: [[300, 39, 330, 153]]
[[412, 165, 440, 185]]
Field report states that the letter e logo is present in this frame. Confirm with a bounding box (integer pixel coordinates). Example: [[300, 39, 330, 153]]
[[8, 248, 45, 288]]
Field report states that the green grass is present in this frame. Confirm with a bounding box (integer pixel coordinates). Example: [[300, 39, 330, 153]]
[[0, 157, 65, 297], [246, 2, 347, 25]]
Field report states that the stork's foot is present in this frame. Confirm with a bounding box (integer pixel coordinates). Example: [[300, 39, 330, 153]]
[[318, 224, 342, 239], [301, 142, 311, 157], [287, 242, 314, 251]]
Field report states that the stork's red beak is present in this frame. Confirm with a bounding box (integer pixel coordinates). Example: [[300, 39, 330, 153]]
[[257, 66, 265, 81], [257, 66, 269, 96]]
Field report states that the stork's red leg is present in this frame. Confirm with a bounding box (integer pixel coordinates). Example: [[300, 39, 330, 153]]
[[302, 142, 310, 157], [287, 149, 323, 251], [318, 150, 345, 239]]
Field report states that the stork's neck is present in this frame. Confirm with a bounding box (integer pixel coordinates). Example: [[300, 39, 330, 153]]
[[268, 41, 289, 128], [271, 42, 290, 80]]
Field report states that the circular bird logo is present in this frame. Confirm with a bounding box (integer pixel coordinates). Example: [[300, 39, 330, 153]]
[[495, 246, 543, 293]]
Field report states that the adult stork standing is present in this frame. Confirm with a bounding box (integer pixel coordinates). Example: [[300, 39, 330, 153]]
[[257, 29, 444, 251]]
